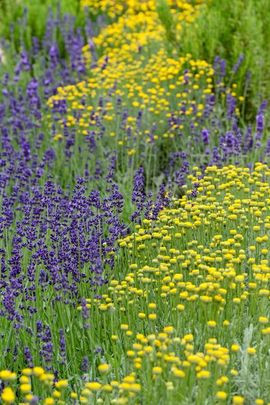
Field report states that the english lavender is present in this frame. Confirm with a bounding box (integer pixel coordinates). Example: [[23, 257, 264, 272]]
[[0, 9, 131, 376], [201, 129, 210, 145], [24, 347, 34, 368], [232, 54, 244, 74], [59, 329, 67, 364], [131, 167, 146, 222]]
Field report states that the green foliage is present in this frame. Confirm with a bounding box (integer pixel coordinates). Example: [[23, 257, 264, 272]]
[[177, 0, 270, 117], [156, 0, 177, 52], [0, 0, 84, 51]]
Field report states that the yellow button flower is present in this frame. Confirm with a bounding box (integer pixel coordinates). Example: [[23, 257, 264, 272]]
[[232, 396, 245, 405], [98, 364, 110, 374], [1, 387, 15, 404], [216, 391, 228, 400]]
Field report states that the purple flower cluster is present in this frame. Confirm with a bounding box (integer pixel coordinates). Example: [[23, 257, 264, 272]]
[[167, 94, 268, 186], [131, 167, 146, 222], [0, 11, 130, 372]]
